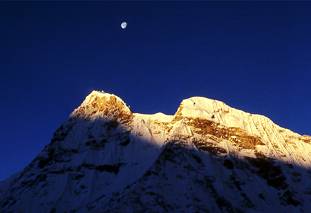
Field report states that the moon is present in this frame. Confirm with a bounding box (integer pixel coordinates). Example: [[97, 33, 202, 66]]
[[121, 21, 127, 29]]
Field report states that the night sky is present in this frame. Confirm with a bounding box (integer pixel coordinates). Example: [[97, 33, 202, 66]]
[[0, 2, 310, 180]]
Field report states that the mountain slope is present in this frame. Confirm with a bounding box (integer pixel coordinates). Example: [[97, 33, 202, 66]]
[[1, 91, 310, 212]]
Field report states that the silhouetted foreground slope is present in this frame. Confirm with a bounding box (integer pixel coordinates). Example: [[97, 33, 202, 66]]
[[1, 91, 311, 212]]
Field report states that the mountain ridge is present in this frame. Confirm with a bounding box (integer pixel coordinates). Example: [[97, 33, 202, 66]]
[[1, 90, 310, 212]]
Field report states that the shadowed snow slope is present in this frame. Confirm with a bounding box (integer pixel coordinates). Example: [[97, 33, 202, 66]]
[[1, 91, 311, 213]]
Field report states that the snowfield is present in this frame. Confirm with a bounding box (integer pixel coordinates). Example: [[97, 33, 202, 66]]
[[1, 91, 311, 212]]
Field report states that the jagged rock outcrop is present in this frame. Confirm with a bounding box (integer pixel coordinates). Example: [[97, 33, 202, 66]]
[[0, 91, 310, 213]]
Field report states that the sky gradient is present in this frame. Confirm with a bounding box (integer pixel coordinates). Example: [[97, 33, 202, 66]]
[[0, 1, 310, 180]]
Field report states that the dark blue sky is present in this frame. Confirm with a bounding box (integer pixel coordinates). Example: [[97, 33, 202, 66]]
[[0, 2, 310, 180]]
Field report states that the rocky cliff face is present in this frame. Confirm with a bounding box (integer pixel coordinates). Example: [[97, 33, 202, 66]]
[[1, 91, 311, 213]]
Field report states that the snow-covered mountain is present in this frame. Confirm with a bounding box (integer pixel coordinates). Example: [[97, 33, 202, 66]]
[[1, 91, 311, 212]]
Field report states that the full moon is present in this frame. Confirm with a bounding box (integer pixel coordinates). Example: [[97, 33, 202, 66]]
[[121, 21, 127, 29]]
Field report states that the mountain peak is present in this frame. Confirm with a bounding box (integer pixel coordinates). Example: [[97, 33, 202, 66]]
[[175, 96, 273, 130], [71, 90, 132, 123], [1, 91, 311, 212], [175, 96, 229, 119]]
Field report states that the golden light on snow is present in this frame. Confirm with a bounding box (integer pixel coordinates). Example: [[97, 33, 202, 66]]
[[73, 90, 311, 169]]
